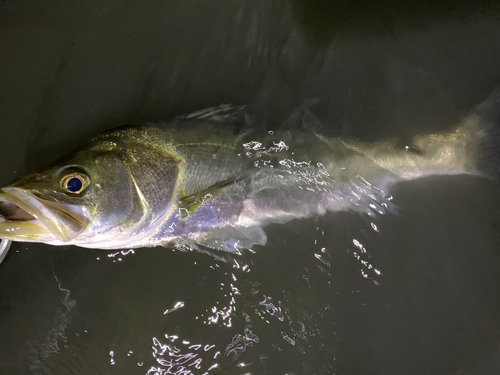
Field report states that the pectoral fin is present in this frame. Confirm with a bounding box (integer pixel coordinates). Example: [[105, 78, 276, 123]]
[[178, 174, 248, 218]]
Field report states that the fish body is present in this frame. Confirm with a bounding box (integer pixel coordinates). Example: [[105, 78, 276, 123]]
[[0, 96, 497, 253]]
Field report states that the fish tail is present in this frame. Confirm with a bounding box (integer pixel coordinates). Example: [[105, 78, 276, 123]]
[[460, 86, 500, 179]]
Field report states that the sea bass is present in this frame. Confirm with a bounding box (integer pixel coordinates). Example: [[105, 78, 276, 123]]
[[0, 94, 498, 256]]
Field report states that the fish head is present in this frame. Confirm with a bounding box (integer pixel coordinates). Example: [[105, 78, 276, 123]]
[[0, 130, 182, 248]]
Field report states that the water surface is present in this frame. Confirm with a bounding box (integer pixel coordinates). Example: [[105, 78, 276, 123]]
[[0, 1, 500, 374]]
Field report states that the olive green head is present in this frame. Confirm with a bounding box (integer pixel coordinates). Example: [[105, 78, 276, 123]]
[[0, 127, 182, 248]]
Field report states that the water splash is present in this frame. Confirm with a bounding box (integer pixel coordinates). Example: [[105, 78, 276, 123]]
[[146, 334, 219, 374], [225, 327, 260, 360], [164, 301, 185, 315], [350, 238, 382, 285]]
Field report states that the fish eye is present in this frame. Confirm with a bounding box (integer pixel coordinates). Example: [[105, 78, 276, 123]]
[[60, 172, 90, 194]]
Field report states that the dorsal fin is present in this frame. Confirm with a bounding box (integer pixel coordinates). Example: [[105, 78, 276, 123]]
[[282, 98, 325, 132], [178, 104, 252, 126]]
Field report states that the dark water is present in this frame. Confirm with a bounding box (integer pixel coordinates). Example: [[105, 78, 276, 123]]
[[1, 1, 500, 374]]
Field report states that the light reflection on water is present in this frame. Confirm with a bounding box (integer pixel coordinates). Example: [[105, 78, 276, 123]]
[[93, 216, 384, 375]]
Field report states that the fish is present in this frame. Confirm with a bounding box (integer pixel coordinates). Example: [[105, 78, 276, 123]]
[[0, 91, 498, 259]]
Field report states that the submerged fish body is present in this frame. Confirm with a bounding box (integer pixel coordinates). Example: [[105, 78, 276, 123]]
[[0, 96, 498, 254]]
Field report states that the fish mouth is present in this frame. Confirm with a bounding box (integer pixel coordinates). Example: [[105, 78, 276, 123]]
[[0, 187, 88, 243]]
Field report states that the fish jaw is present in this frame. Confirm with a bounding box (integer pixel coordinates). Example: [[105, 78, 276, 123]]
[[0, 187, 88, 243]]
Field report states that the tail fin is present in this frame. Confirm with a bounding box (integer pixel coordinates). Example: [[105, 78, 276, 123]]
[[460, 86, 500, 179]]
